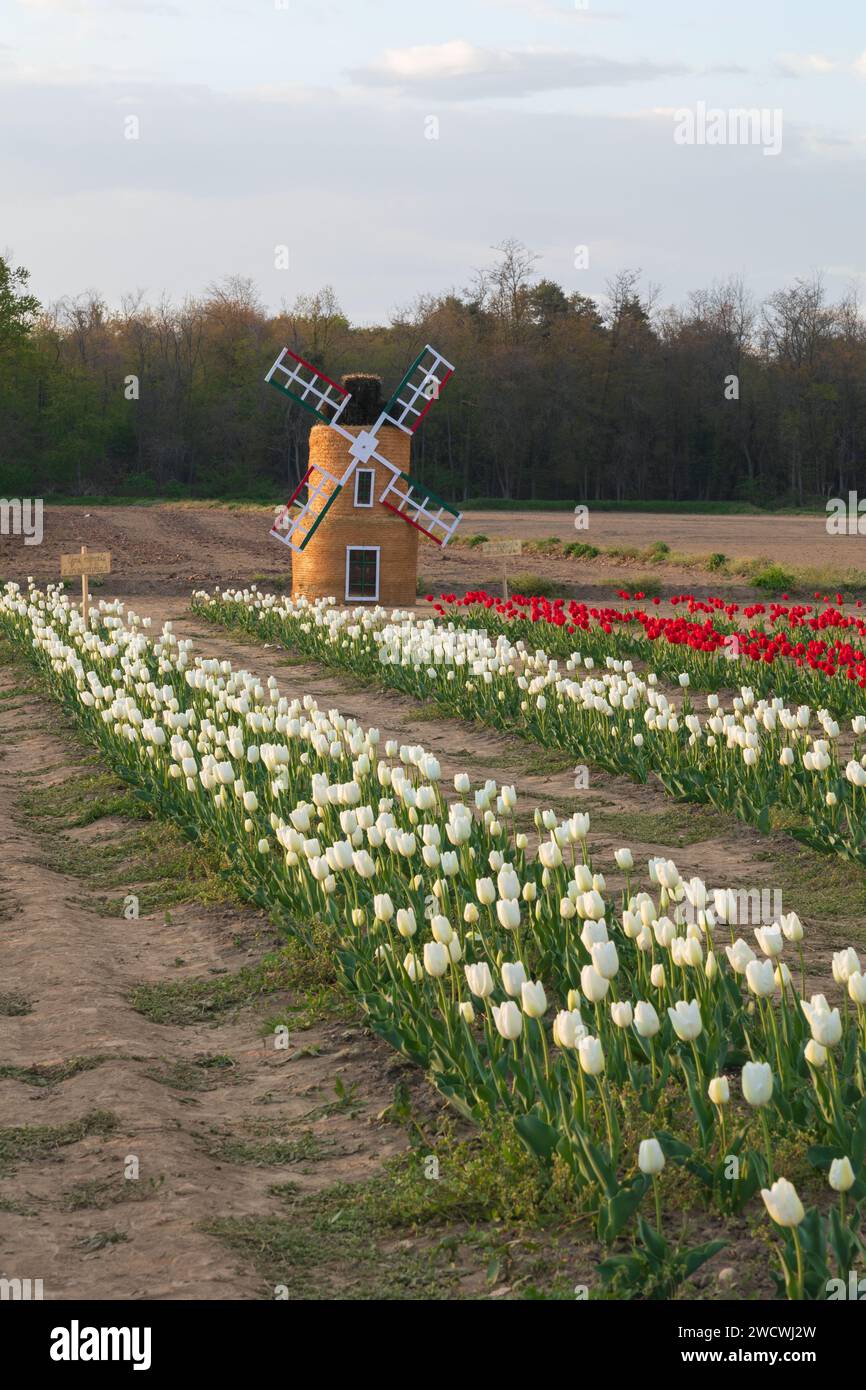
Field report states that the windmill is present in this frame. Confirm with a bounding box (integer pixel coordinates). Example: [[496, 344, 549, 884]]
[[265, 344, 462, 557]]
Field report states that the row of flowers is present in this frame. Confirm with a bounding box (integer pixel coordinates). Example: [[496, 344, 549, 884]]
[[428, 590, 866, 719], [2, 579, 865, 1298], [192, 588, 866, 869]]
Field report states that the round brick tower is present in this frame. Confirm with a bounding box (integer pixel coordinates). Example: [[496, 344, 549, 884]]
[[290, 374, 419, 607]]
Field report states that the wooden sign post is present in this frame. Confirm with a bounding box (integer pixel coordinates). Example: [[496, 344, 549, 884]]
[[60, 545, 111, 625], [480, 538, 523, 601]]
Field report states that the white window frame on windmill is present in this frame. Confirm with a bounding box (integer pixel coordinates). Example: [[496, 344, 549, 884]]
[[353, 468, 375, 508], [345, 546, 380, 603]]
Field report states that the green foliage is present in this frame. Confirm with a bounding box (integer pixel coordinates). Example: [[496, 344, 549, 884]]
[[598, 1215, 726, 1300], [752, 563, 797, 593], [563, 541, 600, 559], [508, 573, 559, 597], [2, 251, 862, 505]]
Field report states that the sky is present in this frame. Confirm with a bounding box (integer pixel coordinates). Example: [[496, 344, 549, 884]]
[[3, 0, 866, 323]]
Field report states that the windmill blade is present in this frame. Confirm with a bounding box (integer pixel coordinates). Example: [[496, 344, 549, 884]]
[[377, 464, 462, 547], [265, 347, 351, 427], [271, 463, 347, 553], [381, 344, 454, 435]]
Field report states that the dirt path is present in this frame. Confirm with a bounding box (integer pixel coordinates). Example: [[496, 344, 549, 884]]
[[0, 661, 413, 1300]]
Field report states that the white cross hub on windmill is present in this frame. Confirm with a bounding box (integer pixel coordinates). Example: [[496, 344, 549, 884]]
[[265, 344, 462, 555]]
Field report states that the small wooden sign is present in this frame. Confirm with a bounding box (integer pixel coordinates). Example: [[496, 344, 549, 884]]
[[480, 538, 522, 601], [60, 545, 111, 625], [60, 548, 111, 578], [480, 538, 523, 557]]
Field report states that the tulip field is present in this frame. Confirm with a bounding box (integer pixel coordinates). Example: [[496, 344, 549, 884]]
[[435, 589, 866, 719], [3, 579, 866, 1301], [191, 587, 866, 869]]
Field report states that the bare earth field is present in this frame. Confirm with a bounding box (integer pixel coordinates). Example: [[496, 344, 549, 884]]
[[1, 504, 863, 602], [2, 508, 866, 1301]]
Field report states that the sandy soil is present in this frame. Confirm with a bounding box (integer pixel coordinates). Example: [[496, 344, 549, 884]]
[[1, 504, 862, 604], [0, 664, 419, 1299]]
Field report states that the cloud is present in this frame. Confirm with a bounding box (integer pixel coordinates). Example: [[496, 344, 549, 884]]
[[349, 39, 689, 98], [776, 50, 866, 79], [16, 0, 179, 13], [3, 71, 865, 326], [480, 0, 624, 20]]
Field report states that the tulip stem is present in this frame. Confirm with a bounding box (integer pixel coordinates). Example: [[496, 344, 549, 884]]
[[537, 1017, 551, 1083], [653, 1175, 663, 1233], [792, 1226, 805, 1301], [759, 1110, 774, 1182]]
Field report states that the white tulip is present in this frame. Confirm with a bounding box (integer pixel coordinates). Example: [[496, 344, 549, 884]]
[[829, 1157, 855, 1193], [521, 980, 547, 1018], [761, 1178, 804, 1228], [832, 948, 861, 984], [501, 962, 527, 997], [634, 1001, 660, 1038], [754, 925, 783, 958], [638, 1138, 665, 1175], [746, 958, 777, 998], [552, 1009, 584, 1049], [578, 1035, 605, 1076], [848, 972, 866, 1005], [801, 994, 842, 1047], [580, 964, 609, 1003], [804, 1039, 827, 1068], [465, 962, 494, 998], [396, 908, 417, 938], [708, 1076, 730, 1105], [423, 942, 449, 978], [496, 898, 521, 930], [725, 938, 756, 975], [610, 1001, 633, 1029], [492, 1000, 523, 1040], [667, 999, 702, 1041], [475, 877, 496, 906], [431, 915, 453, 945], [742, 1060, 773, 1107]]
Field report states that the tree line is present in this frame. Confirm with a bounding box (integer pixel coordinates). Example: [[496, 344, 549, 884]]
[[1, 241, 864, 505]]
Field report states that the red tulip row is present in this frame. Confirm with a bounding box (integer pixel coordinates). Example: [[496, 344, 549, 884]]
[[427, 590, 866, 715]]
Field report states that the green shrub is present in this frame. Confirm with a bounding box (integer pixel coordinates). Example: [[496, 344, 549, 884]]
[[707, 552, 727, 572], [563, 542, 600, 560], [508, 573, 558, 598], [647, 540, 670, 559], [620, 574, 662, 598], [751, 563, 796, 594], [467, 534, 489, 548]]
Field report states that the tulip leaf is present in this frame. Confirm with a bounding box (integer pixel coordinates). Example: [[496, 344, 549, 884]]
[[514, 1112, 559, 1162], [805, 1144, 839, 1170], [597, 1177, 649, 1243], [682, 1238, 727, 1278], [636, 1214, 667, 1262], [851, 1097, 866, 1166]]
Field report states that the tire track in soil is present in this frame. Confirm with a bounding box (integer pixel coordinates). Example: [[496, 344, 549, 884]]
[[0, 666, 413, 1300]]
